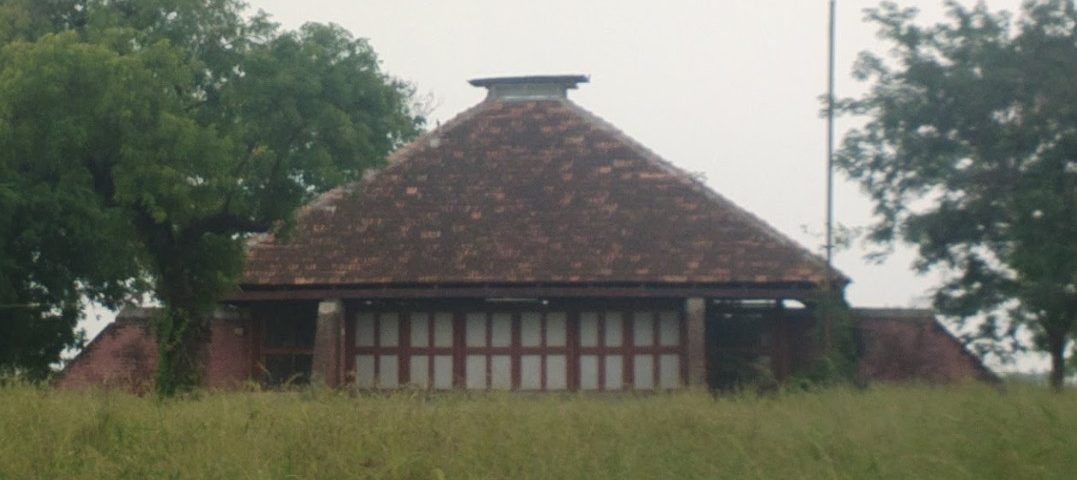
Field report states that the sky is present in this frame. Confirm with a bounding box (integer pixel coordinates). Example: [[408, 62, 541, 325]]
[[80, 0, 1041, 371]]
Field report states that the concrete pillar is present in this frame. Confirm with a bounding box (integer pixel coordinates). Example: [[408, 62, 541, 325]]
[[311, 299, 343, 387], [685, 297, 707, 387]]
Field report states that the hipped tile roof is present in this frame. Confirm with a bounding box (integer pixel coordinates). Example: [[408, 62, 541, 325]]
[[242, 97, 844, 287]]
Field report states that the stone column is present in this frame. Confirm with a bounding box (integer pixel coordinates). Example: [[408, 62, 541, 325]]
[[311, 299, 343, 387], [685, 297, 707, 387]]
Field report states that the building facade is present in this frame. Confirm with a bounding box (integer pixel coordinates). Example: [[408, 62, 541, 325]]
[[58, 76, 994, 390]]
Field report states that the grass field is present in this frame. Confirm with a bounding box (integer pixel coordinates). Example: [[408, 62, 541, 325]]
[[1, 384, 1074, 479]]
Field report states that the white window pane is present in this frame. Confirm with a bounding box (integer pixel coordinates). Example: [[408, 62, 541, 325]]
[[546, 355, 567, 390], [466, 355, 486, 389], [491, 355, 511, 390], [466, 313, 486, 347], [579, 355, 599, 390], [521, 313, 542, 347], [356, 355, 375, 388], [580, 313, 599, 347], [547, 312, 566, 347], [521, 355, 542, 390], [356, 313, 375, 347], [378, 355, 398, 388], [410, 355, 429, 387], [659, 311, 680, 347], [491, 313, 512, 347], [660, 354, 681, 389], [434, 355, 453, 389], [604, 313, 623, 347], [604, 355, 623, 390], [633, 312, 654, 347], [434, 313, 454, 347], [633, 355, 655, 390], [410, 313, 430, 347], [380, 313, 399, 347]]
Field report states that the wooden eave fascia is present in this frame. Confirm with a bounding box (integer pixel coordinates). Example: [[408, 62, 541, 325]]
[[224, 282, 828, 302]]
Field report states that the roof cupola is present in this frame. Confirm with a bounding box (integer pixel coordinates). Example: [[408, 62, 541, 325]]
[[468, 74, 589, 101]]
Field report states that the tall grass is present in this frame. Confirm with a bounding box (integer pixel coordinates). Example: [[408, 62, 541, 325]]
[[1, 384, 1074, 479]]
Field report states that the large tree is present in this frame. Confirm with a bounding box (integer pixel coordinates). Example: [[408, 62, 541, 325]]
[[0, 0, 421, 392], [838, 0, 1077, 389]]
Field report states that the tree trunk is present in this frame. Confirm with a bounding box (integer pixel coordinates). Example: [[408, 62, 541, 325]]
[[1047, 332, 1066, 392], [154, 306, 211, 396]]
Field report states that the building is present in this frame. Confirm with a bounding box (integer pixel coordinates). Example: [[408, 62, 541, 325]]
[[58, 76, 994, 391]]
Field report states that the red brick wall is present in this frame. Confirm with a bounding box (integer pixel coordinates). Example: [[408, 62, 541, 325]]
[[59, 306, 995, 390], [856, 310, 995, 383], [56, 320, 158, 392], [57, 309, 254, 391], [205, 316, 254, 388]]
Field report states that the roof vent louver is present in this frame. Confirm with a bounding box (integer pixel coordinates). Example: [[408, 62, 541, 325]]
[[469, 74, 589, 101]]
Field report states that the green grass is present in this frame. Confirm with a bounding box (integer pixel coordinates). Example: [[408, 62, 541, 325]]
[[1, 384, 1074, 479]]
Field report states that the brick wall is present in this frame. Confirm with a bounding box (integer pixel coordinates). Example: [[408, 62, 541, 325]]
[[55, 319, 158, 392], [57, 305, 996, 390], [205, 315, 254, 388], [855, 309, 995, 383], [56, 308, 253, 391]]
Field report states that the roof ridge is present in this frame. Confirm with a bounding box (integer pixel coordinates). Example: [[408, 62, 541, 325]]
[[561, 101, 846, 283]]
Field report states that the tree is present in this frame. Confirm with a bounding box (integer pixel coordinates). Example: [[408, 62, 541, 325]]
[[837, 0, 1077, 389], [0, 0, 422, 392]]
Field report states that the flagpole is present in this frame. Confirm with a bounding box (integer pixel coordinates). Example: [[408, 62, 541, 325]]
[[824, 0, 837, 349], [826, 0, 836, 287]]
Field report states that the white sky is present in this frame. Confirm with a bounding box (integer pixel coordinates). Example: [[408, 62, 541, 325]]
[[81, 0, 1042, 371]]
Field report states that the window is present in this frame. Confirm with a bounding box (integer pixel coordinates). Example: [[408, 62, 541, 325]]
[[406, 312, 455, 389], [260, 311, 316, 386], [460, 311, 570, 390], [463, 312, 512, 389], [579, 310, 684, 391], [630, 311, 683, 390], [348, 304, 684, 391], [354, 311, 454, 389], [519, 311, 568, 390], [578, 311, 625, 390], [354, 312, 402, 388]]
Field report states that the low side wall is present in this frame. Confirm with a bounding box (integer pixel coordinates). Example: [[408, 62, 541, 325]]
[[55, 319, 158, 392], [56, 308, 253, 391], [204, 315, 255, 389], [855, 308, 996, 383]]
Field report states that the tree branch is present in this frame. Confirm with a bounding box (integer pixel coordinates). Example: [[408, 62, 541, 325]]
[[183, 212, 270, 239]]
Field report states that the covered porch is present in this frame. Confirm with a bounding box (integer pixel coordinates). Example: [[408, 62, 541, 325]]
[[230, 283, 830, 391]]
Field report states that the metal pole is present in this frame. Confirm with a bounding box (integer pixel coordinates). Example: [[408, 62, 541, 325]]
[[826, 0, 836, 290], [824, 0, 837, 352]]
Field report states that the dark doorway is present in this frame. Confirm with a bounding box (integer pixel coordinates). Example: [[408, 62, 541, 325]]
[[705, 299, 818, 390], [255, 302, 318, 386]]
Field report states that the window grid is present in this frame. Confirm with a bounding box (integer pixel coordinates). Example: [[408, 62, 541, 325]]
[[578, 310, 685, 391], [346, 306, 685, 391], [401, 312, 455, 389]]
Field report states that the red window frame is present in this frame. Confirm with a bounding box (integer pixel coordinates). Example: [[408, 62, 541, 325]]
[[343, 302, 686, 391], [575, 310, 686, 391], [402, 311, 455, 389]]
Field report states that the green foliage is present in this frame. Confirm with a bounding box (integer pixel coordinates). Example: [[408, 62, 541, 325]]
[[838, 0, 1077, 389], [796, 292, 861, 389], [0, 384, 1075, 478], [0, 0, 422, 389]]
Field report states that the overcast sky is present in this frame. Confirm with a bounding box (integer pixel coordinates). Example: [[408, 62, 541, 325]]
[[81, 0, 1039, 370]]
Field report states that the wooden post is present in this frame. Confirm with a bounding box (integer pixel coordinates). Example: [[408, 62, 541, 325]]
[[685, 298, 707, 387], [312, 299, 344, 387]]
